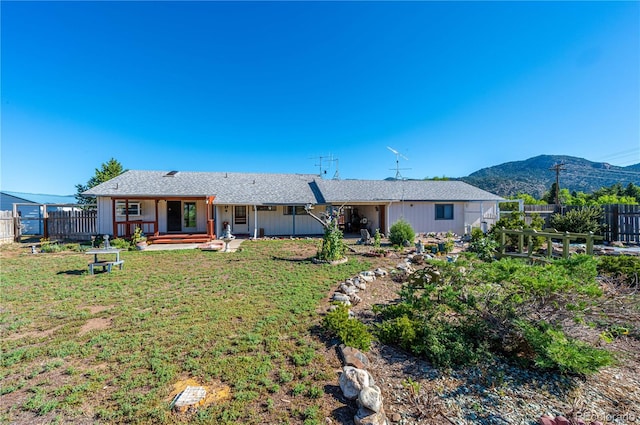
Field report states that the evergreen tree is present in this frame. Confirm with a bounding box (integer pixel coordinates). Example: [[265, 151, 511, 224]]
[[75, 158, 126, 207]]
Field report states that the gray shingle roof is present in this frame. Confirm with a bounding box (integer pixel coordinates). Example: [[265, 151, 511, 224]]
[[82, 170, 320, 204], [83, 171, 504, 204], [314, 179, 504, 202]]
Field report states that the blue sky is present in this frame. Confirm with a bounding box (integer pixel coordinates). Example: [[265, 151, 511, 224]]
[[2, 1, 638, 195]]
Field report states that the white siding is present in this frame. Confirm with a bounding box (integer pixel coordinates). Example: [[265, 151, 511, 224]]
[[96, 197, 113, 235], [387, 201, 466, 235], [215, 205, 324, 236]]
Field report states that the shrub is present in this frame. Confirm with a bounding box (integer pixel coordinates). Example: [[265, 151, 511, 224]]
[[372, 229, 382, 249], [323, 305, 372, 351], [317, 223, 346, 262], [598, 256, 639, 285], [110, 238, 131, 250], [516, 320, 614, 375], [39, 240, 63, 253], [549, 206, 604, 234], [374, 257, 613, 374], [468, 235, 498, 262], [389, 219, 415, 246]]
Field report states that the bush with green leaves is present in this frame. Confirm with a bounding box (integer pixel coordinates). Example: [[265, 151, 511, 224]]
[[549, 205, 604, 235], [515, 320, 613, 375], [374, 256, 613, 374], [389, 219, 415, 246], [598, 256, 639, 286], [317, 222, 346, 262], [323, 305, 372, 351], [109, 238, 131, 250], [468, 235, 498, 262]]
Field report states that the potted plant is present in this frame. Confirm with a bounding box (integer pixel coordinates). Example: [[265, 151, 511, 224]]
[[132, 227, 147, 250]]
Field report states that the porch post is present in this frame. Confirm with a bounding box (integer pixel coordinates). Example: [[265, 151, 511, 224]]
[[206, 196, 215, 239], [111, 198, 117, 238], [154, 200, 159, 236], [125, 199, 130, 237], [253, 205, 258, 239]]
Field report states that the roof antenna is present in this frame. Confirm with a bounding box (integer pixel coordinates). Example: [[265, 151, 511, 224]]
[[387, 146, 410, 180]]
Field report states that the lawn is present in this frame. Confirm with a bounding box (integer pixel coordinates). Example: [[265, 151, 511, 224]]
[[1, 240, 371, 424]]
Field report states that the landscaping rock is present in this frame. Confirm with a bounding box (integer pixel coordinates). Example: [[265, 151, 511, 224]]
[[333, 293, 351, 303], [339, 366, 370, 400], [373, 267, 388, 277], [353, 279, 367, 290], [340, 282, 358, 295], [354, 405, 388, 425], [358, 385, 383, 412], [338, 344, 370, 369], [349, 294, 362, 306], [359, 273, 375, 283]]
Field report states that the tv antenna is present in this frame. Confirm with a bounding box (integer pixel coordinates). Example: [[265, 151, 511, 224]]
[[387, 146, 410, 180], [310, 154, 340, 179]]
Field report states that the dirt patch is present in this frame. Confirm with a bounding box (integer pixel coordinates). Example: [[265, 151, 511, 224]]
[[81, 305, 113, 315], [78, 318, 112, 336], [5, 324, 64, 341]]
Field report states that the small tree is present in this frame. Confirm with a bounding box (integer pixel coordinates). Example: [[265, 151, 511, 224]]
[[305, 205, 347, 262], [75, 158, 126, 207], [389, 219, 415, 246]]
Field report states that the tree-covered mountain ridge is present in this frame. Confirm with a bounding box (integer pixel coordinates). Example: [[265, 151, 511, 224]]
[[459, 155, 640, 198]]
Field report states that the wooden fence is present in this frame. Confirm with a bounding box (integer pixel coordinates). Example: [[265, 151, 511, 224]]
[[503, 204, 640, 244], [0, 210, 15, 244], [47, 210, 97, 241], [603, 204, 640, 244], [494, 227, 603, 260], [2, 208, 97, 242]]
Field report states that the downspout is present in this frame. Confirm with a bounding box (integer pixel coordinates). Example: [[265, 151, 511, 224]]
[[253, 205, 257, 239]]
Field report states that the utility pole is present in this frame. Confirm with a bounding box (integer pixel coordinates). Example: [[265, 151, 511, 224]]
[[549, 162, 566, 205]]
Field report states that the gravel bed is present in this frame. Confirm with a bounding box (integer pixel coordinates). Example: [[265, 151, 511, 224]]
[[327, 241, 640, 425]]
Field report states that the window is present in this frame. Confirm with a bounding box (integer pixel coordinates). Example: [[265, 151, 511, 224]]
[[283, 206, 308, 215], [256, 206, 277, 212], [235, 206, 247, 224], [115, 201, 141, 216], [183, 202, 197, 228], [435, 204, 454, 220]]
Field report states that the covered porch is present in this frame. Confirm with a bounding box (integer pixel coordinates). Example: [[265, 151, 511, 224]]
[[110, 196, 216, 244]]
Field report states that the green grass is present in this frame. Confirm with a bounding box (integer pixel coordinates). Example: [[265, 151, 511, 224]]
[[1, 240, 369, 424]]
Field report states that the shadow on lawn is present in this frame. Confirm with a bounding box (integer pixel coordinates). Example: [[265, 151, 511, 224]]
[[271, 255, 315, 262], [56, 269, 87, 275]]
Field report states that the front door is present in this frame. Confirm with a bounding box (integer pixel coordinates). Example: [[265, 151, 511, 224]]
[[167, 201, 181, 232]]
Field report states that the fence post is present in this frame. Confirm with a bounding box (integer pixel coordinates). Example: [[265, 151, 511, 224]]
[[518, 227, 524, 254], [499, 228, 506, 256], [562, 232, 570, 259]]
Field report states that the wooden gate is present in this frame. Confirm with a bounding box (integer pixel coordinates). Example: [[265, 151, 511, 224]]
[[603, 204, 640, 243]]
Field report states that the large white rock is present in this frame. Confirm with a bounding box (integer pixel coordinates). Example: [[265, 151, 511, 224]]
[[358, 385, 383, 412], [339, 366, 370, 400]]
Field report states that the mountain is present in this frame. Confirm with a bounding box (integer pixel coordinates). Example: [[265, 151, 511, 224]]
[[460, 155, 640, 198]]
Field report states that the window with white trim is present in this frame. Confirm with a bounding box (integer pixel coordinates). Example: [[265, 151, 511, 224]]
[[435, 204, 453, 220], [116, 201, 141, 216]]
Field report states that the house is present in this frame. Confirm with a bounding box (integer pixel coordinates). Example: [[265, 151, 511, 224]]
[[0, 191, 78, 235], [82, 170, 504, 243]]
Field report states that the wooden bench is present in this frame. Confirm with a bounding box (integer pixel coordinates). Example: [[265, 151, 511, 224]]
[[89, 260, 124, 274]]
